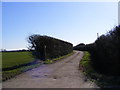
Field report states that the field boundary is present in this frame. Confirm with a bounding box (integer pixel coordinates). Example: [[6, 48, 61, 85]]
[[2, 60, 37, 71], [2, 63, 41, 81]]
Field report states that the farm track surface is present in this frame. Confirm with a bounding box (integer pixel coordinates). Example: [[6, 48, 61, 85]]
[[2, 51, 98, 88]]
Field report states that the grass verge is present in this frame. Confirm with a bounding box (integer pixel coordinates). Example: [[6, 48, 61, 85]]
[[44, 51, 75, 64], [80, 52, 120, 88], [2, 63, 41, 81]]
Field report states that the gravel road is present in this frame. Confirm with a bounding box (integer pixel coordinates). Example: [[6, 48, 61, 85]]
[[2, 51, 98, 88]]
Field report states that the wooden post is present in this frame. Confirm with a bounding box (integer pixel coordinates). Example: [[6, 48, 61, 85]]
[[44, 45, 46, 60]]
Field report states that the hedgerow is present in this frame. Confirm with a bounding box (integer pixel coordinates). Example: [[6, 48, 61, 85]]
[[28, 35, 73, 61], [89, 25, 120, 75]]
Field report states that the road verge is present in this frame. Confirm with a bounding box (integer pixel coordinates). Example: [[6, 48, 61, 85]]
[[79, 51, 120, 88]]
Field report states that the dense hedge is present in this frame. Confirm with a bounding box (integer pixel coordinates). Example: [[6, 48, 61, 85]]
[[28, 35, 73, 60], [73, 25, 120, 76], [89, 25, 120, 76]]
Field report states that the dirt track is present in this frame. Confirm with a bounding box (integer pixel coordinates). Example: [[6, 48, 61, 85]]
[[3, 51, 98, 88]]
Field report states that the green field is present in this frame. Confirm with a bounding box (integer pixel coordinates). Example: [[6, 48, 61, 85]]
[[2, 51, 42, 81], [2, 51, 34, 68]]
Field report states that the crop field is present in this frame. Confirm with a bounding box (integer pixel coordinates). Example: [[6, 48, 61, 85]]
[[2, 51, 34, 68]]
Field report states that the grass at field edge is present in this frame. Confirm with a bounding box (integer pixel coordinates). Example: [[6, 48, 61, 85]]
[[44, 51, 75, 64]]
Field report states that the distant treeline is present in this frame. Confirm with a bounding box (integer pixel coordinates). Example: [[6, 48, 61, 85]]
[[73, 43, 94, 51], [74, 25, 120, 76], [1, 49, 29, 52], [28, 35, 73, 60]]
